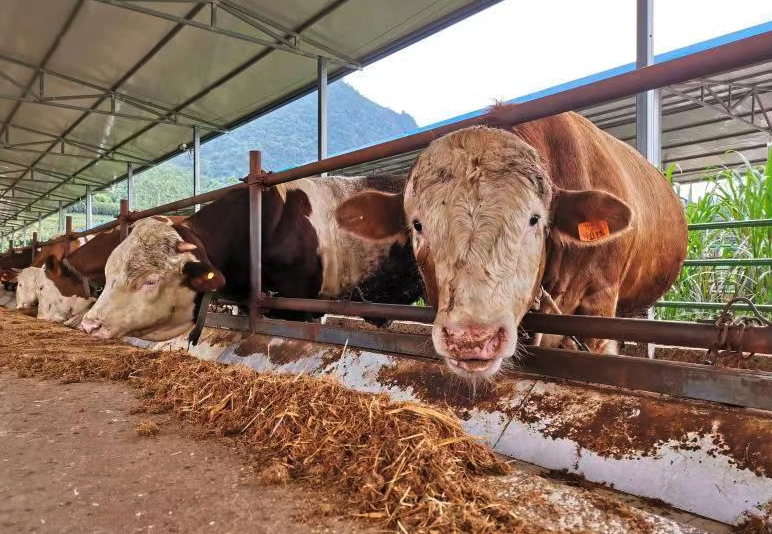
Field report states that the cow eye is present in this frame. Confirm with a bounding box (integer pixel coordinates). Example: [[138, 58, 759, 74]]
[[143, 274, 161, 287], [412, 220, 423, 233], [529, 214, 541, 226]]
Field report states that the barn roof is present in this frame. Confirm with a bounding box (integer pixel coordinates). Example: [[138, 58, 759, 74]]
[[0, 0, 499, 234]]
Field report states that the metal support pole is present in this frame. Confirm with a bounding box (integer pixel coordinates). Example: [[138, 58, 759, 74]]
[[248, 150, 263, 333], [58, 200, 64, 234], [637, 0, 661, 358], [21, 225, 27, 246], [317, 57, 328, 167], [86, 186, 93, 229], [119, 199, 129, 242], [31, 232, 38, 262], [193, 125, 201, 212], [126, 162, 135, 211], [37, 213, 42, 239], [64, 216, 73, 255]]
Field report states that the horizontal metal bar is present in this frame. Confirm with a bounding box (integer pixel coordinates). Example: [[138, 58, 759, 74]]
[[656, 300, 772, 312], [95, 0, 358, 69], [205, 313, 772, 411], [683, 258, 772, 267], [524, 346, 772, 411], [688, 218, 772, 230], [125, 183, 245, 220], [258, 297, 772, 353]]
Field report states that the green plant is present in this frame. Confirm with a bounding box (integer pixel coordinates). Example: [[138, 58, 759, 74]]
[[658, 146, 772, 321]]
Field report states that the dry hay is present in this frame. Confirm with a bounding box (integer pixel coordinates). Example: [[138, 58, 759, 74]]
[[0, 309, 536, 533], [135, 419, 160, 437]]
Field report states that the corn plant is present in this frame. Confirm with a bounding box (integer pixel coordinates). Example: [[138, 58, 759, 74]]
[[658, 146, 772, 321]]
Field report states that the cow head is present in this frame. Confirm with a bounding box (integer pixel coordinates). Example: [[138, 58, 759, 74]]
[[80, 218, 225, 340], [336, 126, 632, 379], [35, 256, 95, 323], [15, 267, 42, 309]]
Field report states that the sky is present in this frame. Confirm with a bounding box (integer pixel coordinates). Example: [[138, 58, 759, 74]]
[[345, 0, 772, 126]]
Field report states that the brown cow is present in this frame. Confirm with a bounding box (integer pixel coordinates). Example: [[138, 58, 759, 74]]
[[79, 176, 423, 341], [39, 216, 185, 323], [336, 111, 687, 379]]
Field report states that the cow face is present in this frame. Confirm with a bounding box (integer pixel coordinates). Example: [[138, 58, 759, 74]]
[[336, 126, 632, 380], [80, 219, 224, 341], [37, 273, 94, 323], [35, 257, 95, 323], [15, 267, 42, 309]]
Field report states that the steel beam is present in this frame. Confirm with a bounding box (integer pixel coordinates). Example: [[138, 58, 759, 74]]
[[95, 0, 360, 69], [636, 0, 660, 357], [126, 163, 134, 211], [317, 57, 328, 165], [0, 3, 208, 230], [57, 200, 64, 234], [193, 126, 201, 211], [0, 53, 225, 132], [85, 186, 93, 229]]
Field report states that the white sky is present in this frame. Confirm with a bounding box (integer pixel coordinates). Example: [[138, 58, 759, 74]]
[[346, 0, 772, 126]]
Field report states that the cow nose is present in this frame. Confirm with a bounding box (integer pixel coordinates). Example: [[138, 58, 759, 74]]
[[81, 318, 101, 335], [442, 324, 507, 360]]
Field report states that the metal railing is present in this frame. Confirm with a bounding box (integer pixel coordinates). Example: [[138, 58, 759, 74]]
[[655, 218, 772, 314]]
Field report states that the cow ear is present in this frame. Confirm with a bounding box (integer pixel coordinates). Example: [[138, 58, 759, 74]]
[[551, 189, 632, 245], [336, 191, 406, 241], [182, 261, 225, 292]]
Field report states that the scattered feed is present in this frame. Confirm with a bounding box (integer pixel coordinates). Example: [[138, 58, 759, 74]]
[[135, 419, 160, 437], [0, 309, 667, 533]]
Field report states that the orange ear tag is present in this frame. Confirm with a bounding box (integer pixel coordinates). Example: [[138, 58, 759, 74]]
[[577, 220, 610, 242], [206, 272, 215, 280]]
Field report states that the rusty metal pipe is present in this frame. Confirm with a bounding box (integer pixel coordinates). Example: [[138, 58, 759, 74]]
[[261, 297, 772, 353], [125, 183, 246, 221], [261, 29, 772, 187], [119, 199, 129, 242]]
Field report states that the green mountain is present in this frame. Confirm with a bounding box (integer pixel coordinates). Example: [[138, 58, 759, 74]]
[[182, 80, 418, 178]]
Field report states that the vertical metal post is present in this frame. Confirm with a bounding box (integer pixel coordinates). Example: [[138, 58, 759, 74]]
[[58, 201, 64, 234], [248, 150, 263, 333], [637, 0, 661, 358], [64, 216, 73, 255], [37, 213, 42, 239], [31, 232, 38, 262], [119, 199, 129, 242], [86, 186, 93, 229], [317, 57, 328, 166], [21, 225, 27, 247], [636, 0, 660, 164], [193, 125, 201, 212], [127, 162, 135, 211]]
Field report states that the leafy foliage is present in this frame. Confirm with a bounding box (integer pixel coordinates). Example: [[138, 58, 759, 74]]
[[659, 147, 772, 321]]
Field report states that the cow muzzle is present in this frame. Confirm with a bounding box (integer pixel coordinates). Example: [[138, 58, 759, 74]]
[[80, 317, 113, 339], [435, 322, 512, 377]]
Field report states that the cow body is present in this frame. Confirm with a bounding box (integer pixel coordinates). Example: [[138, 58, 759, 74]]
[[1, 237, 91, 290], [336, 111, 687, 378], [81, 176, 422, 340]]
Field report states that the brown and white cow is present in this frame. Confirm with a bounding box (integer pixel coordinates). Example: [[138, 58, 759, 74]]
[[3, 236, 91, 300], [336, 111, 687, 379], [80, 176, 423, 340], [39, 217, 185, 324]]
